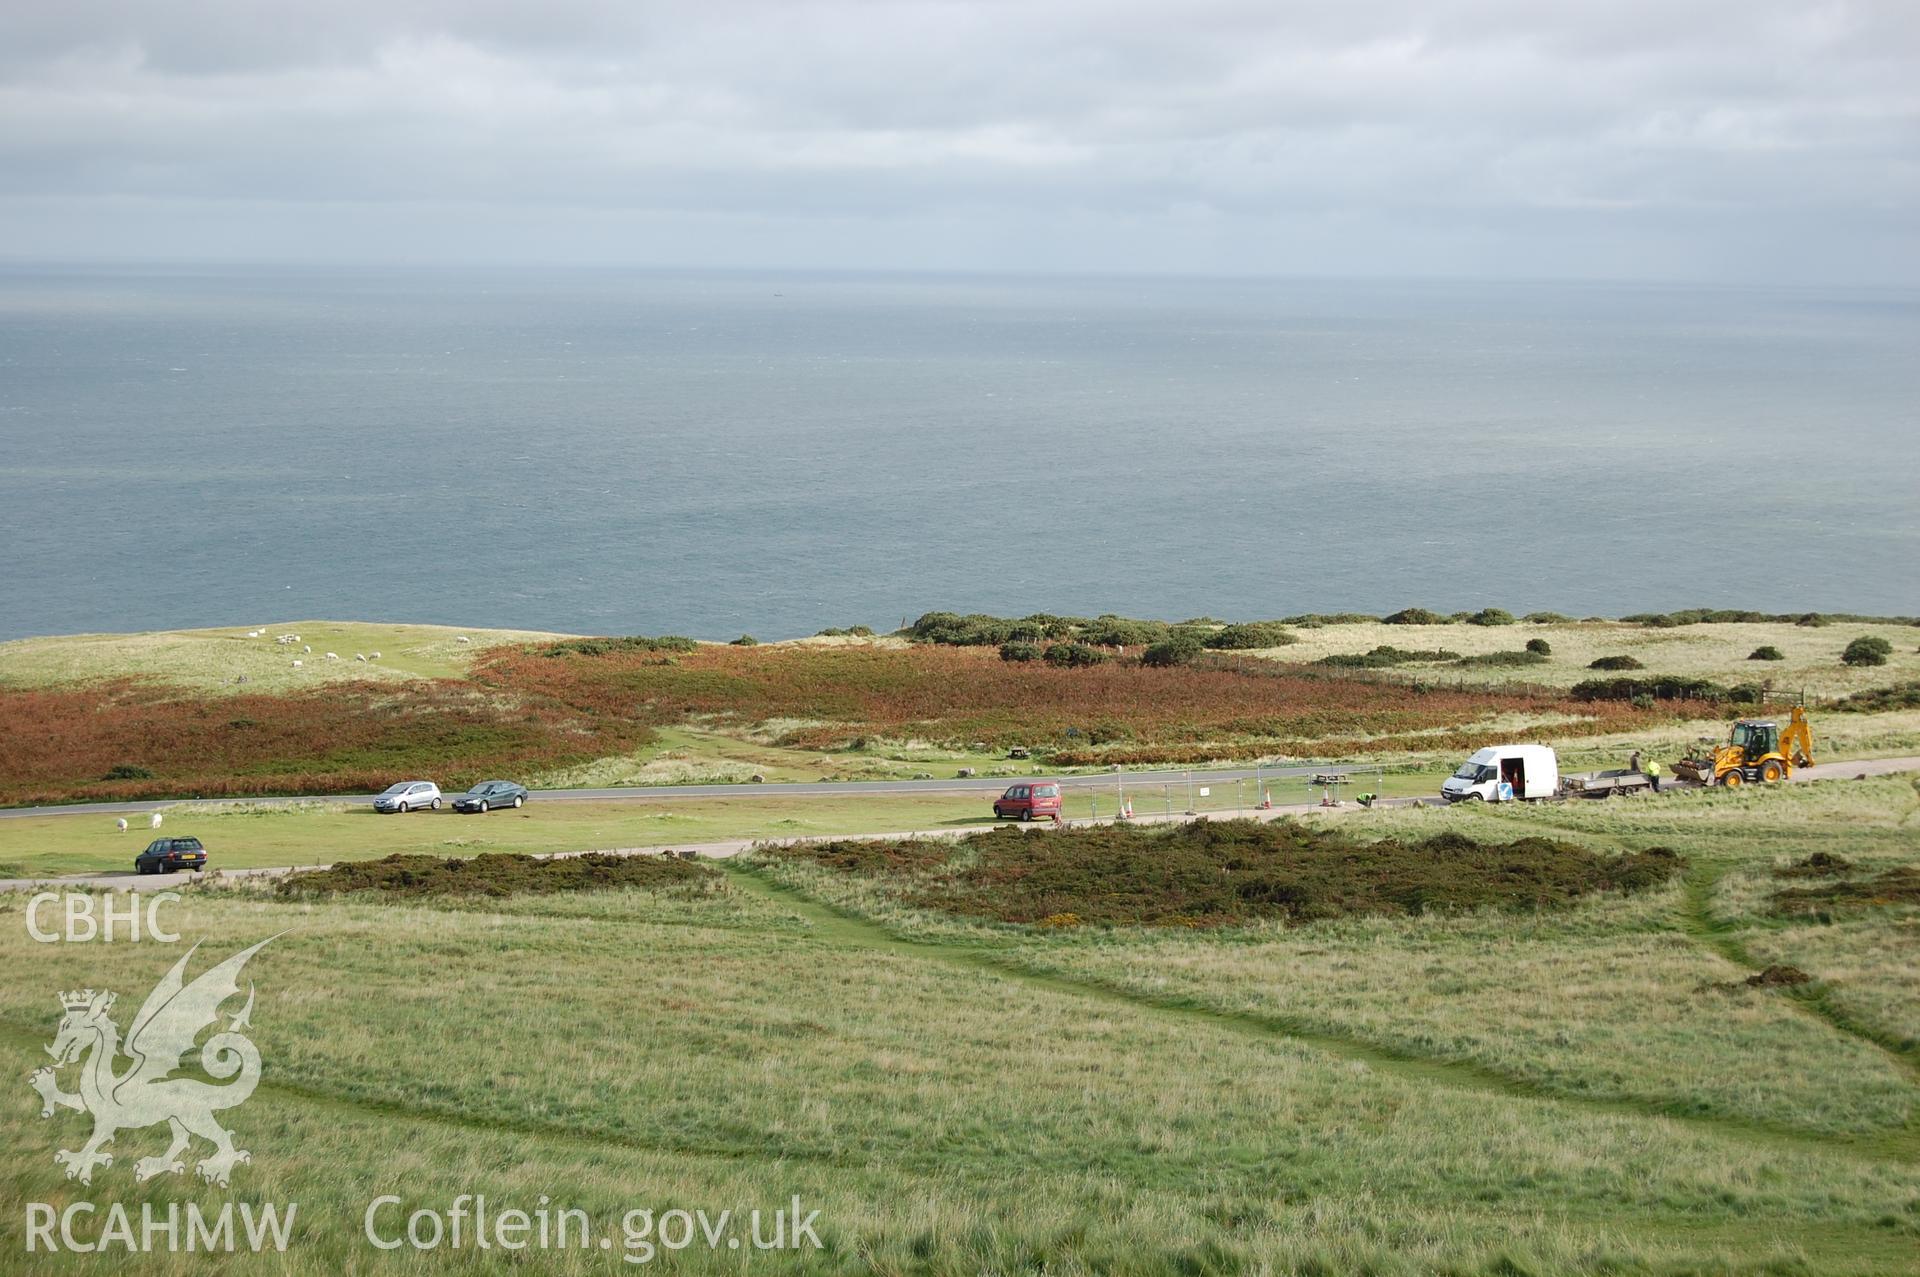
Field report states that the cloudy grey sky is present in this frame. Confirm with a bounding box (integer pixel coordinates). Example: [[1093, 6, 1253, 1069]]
[[2, 1, 1915, 281]]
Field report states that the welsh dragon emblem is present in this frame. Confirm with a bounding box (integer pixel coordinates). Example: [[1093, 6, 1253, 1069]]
[[29, 936, 276, 1187]]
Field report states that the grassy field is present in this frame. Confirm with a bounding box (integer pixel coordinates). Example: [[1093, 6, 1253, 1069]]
[[750, 776, 1920, 1146], [1252, 617, 1920, 696], [0, 620, 570, 694], [3, 778, 1917, 1273], [0, 770, 1455, 878]]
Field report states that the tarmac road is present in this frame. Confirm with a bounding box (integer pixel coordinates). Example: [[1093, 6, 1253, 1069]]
[[0, 761, 1384, 821], [4, 755, 1914, 895]]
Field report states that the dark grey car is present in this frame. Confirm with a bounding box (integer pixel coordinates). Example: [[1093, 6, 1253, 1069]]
[[452, 780, 528, 813]]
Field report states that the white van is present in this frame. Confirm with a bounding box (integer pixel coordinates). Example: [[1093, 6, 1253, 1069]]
[[1440, 745, 1559, 803]]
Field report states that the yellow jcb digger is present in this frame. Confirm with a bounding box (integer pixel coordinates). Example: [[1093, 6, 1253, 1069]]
[[1674, 705, 1815, 788]]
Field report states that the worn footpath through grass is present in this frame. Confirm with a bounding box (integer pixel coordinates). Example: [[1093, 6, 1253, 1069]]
[[3, 869, 1918, 1274], [746, 777, 1920, 1148]]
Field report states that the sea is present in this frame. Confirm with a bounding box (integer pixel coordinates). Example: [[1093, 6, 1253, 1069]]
[[1, 266, 1915, 643]]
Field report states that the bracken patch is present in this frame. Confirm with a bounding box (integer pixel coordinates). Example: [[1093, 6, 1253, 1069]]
[[774, 820, 1683, 927], [276, 851, 712, 899]]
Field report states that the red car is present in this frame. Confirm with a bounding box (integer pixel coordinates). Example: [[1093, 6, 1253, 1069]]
[[993, 782, 1062, 821]]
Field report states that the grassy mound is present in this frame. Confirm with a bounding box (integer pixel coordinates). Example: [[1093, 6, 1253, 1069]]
[[774, 820, 1681, 927], [1771, 866, 1920, 916], [278, 851, 712, 899]]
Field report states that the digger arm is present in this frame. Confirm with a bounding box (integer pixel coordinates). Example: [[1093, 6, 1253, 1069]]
[[1782, 706, 1815, 769]]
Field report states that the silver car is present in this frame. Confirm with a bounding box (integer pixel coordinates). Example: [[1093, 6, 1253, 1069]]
[[373, 781, 442, 813]]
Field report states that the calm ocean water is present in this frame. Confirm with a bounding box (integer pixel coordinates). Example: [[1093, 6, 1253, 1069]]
[[1, 267, 1915, 643]]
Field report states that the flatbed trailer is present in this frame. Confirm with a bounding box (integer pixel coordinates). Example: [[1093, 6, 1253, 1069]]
[[1562, 768, 1653, 798]]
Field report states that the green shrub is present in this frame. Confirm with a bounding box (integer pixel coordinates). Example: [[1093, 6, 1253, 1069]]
[[847, 625, 873, 637], [998, 641, 1042, 663], [1204, 621, 1296, 650], [1842, 636, 1893, 667], [1280, 612, 1378, 626], [1140, 635, 1203, 667], [102, 764, 155, 781], [1749, 646, 1785, 661], [1524, 638, 1552, 655], [730, 634, 759, 646], [1081, 616, 1168, 647], [1317, 646, 1459, 669], [1796, 613, 1829, 628], [1465, 608, 1516, 626], [1832, 682, 1920, 712], [1043, 642, 1109, 668], [1522, 612, 1572, 624], [1571, 676, 1728, 703], [1625, 613, 1680, 628], [541, 634, 698, 657], [1382, 607, 1447, 625], [1588, 655, 1644, 671], [1452, 650, 1548, 668]]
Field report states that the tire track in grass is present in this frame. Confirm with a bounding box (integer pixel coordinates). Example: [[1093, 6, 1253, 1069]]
[[721, 861, 1919, 1165]]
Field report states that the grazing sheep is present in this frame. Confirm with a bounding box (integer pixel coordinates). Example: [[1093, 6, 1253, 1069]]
[[303, 644, 312, 653], [291, 659, 303, 667], [455, 635, 471, 643], [116, 818, 128, 832], [324, 652, 338, 661], [369, 651, 381, 660], [355, 653, 366, 662], [149, 812, 163, 829]]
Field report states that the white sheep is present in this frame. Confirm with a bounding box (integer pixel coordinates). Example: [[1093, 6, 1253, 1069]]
[[455, 635, 471, 644], [355, 653, 366, 662], [116, 817, 128, 832], [303, 644, 312, 654], [291, 659, 303, 667], [369, 651, 381, 660], [149, 812, 163, 829], [324, 652, 338, 661]]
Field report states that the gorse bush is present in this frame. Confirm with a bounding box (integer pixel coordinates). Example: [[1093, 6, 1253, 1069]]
[[731, 635, 759, 646], [1080, 616, 1169, 647], [1749, 646, 1785, 661], [1832, 681, 1920, 712], [1317, 646, 1460, 669], [908, 610, 1190, 648], [1841, 636, 1892, 667], [1523, 612, 1573, 624], [1452, 650, 1548, 668], [1465, 608, 1516, 626], [541, 634, 698, 657], [1589, 655, 1645, 671], [1043, 642, 1109, 668], [998, 641, 1042, 663], [1280, 612, 1379, 626], [1571, 675, 1728, 703], [102, 763, 154, 781], [1383, 607, 1447, 625], [1525, 638, 1552, 655], [1141, 635, 1203, 667], [1204, 621, 1297, 650]]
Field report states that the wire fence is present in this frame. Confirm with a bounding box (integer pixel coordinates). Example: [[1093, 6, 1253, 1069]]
[[1067, 768, 1393, 823]]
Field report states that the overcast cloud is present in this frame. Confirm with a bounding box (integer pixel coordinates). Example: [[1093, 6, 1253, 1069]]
[[1, 0, 1915, 280]]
